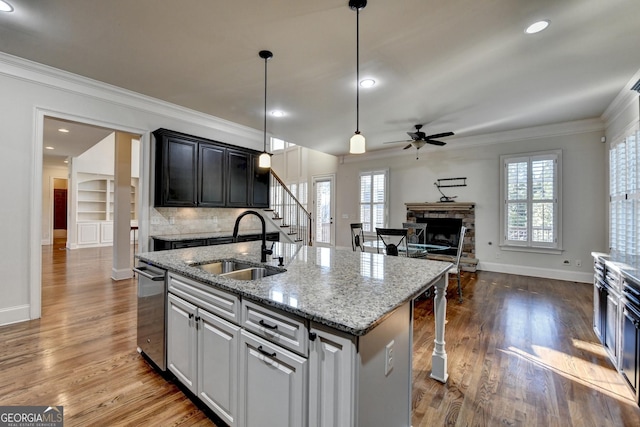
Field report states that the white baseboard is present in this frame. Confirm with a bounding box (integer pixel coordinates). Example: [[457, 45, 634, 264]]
[[478, 261, 593, 283], [0, 304, 31, 327], [111, 267, 133, 281]]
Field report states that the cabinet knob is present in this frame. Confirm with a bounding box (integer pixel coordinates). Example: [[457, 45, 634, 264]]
[[309, 332, 317, 341]]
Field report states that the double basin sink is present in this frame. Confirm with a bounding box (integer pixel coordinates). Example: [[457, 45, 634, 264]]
[[193, 260, 283, 281]]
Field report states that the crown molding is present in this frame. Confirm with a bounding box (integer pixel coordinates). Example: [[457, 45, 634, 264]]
[[0, 51, 263, 143], [602, 68, 640, 128], [341, 118, 604, 164]]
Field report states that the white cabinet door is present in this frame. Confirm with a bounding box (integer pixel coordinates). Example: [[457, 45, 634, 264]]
[[308, 325, 356, 427], [167, 293, 198, 394], [77, 222, 100, 245], [198, 309, 240, 426], [239, 330, 307, 427]]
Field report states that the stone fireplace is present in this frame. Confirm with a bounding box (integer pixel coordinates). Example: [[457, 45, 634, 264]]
[[405, 202, 476, 271], [417, 217, 463, 256]]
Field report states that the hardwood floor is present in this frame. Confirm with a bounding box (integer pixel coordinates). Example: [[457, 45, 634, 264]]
[[0, 241, 638, 426]]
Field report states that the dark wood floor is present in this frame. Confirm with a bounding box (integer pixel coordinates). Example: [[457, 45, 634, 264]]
[[0, 241, 638, 426]]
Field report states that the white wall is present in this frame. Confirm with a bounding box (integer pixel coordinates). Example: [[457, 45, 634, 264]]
[[336, 125, 607, 283], [0, 52, 263, 326], [271, 145, 339, 187]]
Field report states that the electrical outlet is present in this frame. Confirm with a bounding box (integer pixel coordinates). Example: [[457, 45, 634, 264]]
[[385, 340, 394, 376], [495, 252, 501, 259], [169, 216, 175, 225], [575, 259, 582, 267]]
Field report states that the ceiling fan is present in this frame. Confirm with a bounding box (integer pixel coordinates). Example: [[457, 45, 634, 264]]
[[384, 124, 455, 158]]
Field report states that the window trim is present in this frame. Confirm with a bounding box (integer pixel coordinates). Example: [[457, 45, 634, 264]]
[[359, 169, 389, 236], [499, 149, 563, 253]]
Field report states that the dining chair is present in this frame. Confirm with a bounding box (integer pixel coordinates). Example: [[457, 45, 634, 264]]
[[350, 223, 365, 252], [402, 222, 427, 257], [402, 222, 427, 244], [375, 228, 408, 256], [449, 226, 467, 302]]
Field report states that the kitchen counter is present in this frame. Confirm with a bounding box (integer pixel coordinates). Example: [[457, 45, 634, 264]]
[[138, 241, 454, 425], [151, 229, 268, 241], [592, 251, 640, 283], [137, 241, 452, 336]]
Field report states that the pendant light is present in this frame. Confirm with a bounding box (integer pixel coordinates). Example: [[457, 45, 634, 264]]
[[258, 50, 273, 168], [349, 0, 367, 154]]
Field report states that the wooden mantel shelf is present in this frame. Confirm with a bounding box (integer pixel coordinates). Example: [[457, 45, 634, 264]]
[[405, 202, 475, 211]]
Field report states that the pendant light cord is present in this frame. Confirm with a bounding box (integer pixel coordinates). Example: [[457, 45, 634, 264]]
[[263, 56, 268, 152], [355, 7, 360, 134]]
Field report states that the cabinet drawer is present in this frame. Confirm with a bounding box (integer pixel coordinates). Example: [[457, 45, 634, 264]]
[[242, 300, 308, 356], [168, 273, 240, 325]]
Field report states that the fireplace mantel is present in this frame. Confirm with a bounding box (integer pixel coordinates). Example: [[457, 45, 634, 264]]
[[405, 202, 475, 212]]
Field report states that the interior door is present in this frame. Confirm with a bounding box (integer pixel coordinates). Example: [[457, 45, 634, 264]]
[[312, 175, 335, 247]]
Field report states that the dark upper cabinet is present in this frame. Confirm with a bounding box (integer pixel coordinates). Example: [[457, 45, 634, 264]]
[[227, 149, 251, 207], [199, 143, 226, 207], [154, 131, 198, 207], [153, 128, 269, 208]]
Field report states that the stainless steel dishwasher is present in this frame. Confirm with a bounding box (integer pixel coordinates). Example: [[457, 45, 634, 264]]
[[134, 263, 167, 371]]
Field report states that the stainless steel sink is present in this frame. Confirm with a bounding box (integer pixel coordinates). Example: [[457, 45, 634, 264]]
[[195, 260, 255, 274], [193, 259, 283, 280], [219, 267, 277, 280]]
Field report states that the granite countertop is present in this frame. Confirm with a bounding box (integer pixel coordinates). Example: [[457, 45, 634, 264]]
[[151, 229, 268, 241], [137, 241, 452, 335], [592, 251, 640, 284]]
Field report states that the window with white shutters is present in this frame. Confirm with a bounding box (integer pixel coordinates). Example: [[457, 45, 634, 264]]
[[359, 170, 388, 233], [610, 130, 640, 255], [500, 151, 562, 251]]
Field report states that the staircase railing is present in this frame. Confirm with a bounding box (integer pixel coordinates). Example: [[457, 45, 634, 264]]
[[269, 170, 312, 246]]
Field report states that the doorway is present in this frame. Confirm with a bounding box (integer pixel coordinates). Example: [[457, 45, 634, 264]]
[[312, 174, 335, 247], [53, 180, 68, 241]]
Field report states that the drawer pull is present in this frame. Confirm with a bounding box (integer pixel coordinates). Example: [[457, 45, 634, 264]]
[[257, 346, 276, 358], [259, 319, 278, 330]]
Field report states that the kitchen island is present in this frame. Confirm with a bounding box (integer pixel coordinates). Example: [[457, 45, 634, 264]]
[[137, 241, 452, 427]]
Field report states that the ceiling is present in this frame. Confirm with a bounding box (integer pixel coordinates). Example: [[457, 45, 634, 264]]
[[2, 0, 640, 157], [42, 118, 115, 166]]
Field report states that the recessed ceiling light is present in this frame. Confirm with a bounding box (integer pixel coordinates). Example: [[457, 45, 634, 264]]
[[0, 1, 14, 12], [45, 146, 54, 150], [271, 110, 286, 117], [525, 20, 550, 34], [63, 160, 69, 164], [360, 79, 376, 88], [58, 128, 69, 133]]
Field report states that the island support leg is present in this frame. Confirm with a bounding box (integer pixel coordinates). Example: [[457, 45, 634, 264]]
[[430, 273, 448, 383]]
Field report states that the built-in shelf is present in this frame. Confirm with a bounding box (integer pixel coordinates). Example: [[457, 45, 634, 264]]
[[78, 177, 137, 222]]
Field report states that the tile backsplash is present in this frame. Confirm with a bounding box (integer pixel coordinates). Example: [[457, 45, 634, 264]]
[[150, 207, 270, 236]]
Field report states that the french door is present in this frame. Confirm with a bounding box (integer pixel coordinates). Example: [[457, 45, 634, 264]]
[[312, 175, 335, 247]]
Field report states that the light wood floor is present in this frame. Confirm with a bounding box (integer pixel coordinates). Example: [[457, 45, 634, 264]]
[[0, 241, 638, 426]]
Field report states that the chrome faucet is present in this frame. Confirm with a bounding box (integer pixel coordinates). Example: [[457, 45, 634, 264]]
[[232, 210, 272, 263]]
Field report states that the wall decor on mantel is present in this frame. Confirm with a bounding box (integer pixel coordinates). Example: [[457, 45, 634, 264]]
[[405, 202, 477, 271]]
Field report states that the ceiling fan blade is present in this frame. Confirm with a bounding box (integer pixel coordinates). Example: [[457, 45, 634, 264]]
[[425, 131, 454, 140], [403, 144, 412, 150], [426, 140, 447, 146]]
